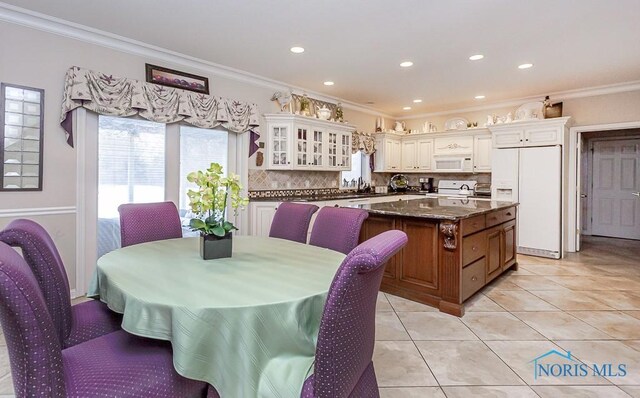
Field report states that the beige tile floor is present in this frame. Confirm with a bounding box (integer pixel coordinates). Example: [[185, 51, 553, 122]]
[[0, 236, 638, 397]]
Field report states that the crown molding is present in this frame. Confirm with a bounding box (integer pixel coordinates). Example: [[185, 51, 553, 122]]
[[0, 3, 392, 118], [397, 80, 640, 120]]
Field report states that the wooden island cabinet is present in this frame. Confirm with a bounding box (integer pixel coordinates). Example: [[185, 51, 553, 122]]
[[357, 198, 518, 316]]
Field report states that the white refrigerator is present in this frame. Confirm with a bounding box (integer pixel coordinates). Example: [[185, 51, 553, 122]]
[[492, 146, 562, 259]]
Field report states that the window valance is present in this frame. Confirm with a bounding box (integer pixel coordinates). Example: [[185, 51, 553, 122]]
[[60, 66, 260, 148], [351, 131, 376, 155]]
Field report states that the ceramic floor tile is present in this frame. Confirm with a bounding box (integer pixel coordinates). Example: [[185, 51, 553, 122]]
[[544, 276, 615, 291], [377, 292, 394, 312], [623, 340, 640, 352], [528, 290, 614, 311], [386, 294, 438, 312], [397, 312, 477, 341], [585, 290, 640, 311], [554, 340, 640, 385], [505, 267, 538, 276], [513, 311, 611, 340], [521, 263, 597, 276], [372, 341, 438, 387], [533, 385, 632, 398], [379, 387, 446, 398], [569, 311, 640, 339], [442, 386, 539, 398], [376, 312, 411, 341], [415, 340, 524, 386], [465, 294, 506, 312], [485, 290, 559, 312], [508, 275, 569, 291], [483, 275, 525, 292], [485, 340, 609, 385], [0, 373, 13, 396], [461, 312, 545, 341], [620, 386, 640, 397]]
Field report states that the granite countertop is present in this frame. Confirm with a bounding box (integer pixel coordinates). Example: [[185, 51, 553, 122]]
[[352, 197, 517, 221]]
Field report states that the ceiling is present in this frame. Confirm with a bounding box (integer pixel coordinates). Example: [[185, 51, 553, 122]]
[[3, 0, 640, 117]]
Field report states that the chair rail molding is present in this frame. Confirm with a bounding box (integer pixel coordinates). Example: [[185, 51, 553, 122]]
[[0, 206, 76, 218]]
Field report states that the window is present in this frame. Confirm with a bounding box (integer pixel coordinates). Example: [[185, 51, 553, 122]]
[[179, 126, 228, 214], [341, 152, 370, 188]]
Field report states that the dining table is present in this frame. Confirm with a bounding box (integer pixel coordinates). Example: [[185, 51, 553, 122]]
[[87, 235, 346, 398]]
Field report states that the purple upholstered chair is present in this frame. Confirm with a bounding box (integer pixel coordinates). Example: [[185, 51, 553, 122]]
[[302, 230, 408, 398], [309, 207, 369, 254], [118, 201, 183, 247], [0, 219, 121, 348], [0, 242, 210, 398], [269, 202, 319, 243]]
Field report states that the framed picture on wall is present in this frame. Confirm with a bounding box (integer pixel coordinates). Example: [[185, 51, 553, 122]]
[[145, 64, 210, 94]]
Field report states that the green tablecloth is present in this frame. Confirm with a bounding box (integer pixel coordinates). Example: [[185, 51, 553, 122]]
[[88, 236, 345, 398]]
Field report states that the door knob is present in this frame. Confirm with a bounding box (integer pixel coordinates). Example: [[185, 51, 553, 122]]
[[633, 192, 640, 197]]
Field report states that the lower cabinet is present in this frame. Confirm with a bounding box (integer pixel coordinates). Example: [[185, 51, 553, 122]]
[[249, 202, 279, 237]]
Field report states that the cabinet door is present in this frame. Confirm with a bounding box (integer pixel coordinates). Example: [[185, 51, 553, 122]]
[[401, 140, 417, 171], [492, 130, 524, 148], [360, 216, 398, 279], [525, 126, 562, 146], [473, 135, 493, 172], [417, 139, 433, 171], [250, 202, 279, 237], [485, 226, 502, 282], [294, 125, 310, 168], [391, 139, 402, 171], [310, 128, 325, 168], [269, 125, 292, 169], [397, 219, 439, 294], [339, 132, 351, 169], [327, 132, 338, 168], [502, 220, 516, 268]]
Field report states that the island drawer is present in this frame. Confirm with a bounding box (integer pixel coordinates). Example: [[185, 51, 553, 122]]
[[462, 231, 486, 266], [486, 206, 516, 227], [462, 258, 486, 301], [460, 214, 486, 236]]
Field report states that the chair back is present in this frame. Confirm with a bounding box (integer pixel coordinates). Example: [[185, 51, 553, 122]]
[[309, 207, 369, 254], [0, 219, 73, 345], [269, 202, 319, 243], [313, 230, 407, 397], [0, 242, 66, 397], [118, 201, 183, 247]]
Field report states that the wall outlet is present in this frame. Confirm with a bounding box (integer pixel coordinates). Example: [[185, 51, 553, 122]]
[[258, 142, 265, 148]]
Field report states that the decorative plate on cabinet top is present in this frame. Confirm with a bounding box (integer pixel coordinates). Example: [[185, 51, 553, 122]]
[[515, 102, 544, 121], [444, 117, 469, 131]]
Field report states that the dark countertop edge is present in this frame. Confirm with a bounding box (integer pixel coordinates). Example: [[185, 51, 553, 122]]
[[249, 191, 416, 202], [358, 201, 519, 221]]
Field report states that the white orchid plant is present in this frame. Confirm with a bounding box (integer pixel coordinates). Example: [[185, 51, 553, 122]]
[[186, 163, 249, 237]]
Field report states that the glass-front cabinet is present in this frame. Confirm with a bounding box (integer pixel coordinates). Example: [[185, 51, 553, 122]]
[[264, 114, 354, 170]]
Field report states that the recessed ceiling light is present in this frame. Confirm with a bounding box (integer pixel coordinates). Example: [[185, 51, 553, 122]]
[[518, 63, 534, 69], [475, 95, 486, 99], [469, 54, 484, 61], [413, 99, 422, 103], [290, 46, 305, 53], [400, 61, 413, 68], [403, 106, 412, 110], [323, 81, 334, 86]]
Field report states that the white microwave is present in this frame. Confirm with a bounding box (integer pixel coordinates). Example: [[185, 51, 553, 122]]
[[433, 155, 473, 172]]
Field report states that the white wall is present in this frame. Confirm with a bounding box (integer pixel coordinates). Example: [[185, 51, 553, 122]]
[[0, 20, 378, 292]]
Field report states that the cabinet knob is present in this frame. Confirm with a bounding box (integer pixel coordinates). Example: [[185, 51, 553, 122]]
[[334, 204, 339, 207], [525, 139, 529, 142], [506, 212, 512, 216], [471, 276, 478, 282], [472, 246, 478, 251], [519, 139, 523, 142]]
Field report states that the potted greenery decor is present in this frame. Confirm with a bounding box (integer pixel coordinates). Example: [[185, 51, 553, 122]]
[[186, 163, 248, 260]]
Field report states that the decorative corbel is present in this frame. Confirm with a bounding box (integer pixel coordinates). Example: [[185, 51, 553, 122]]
[[440, 222, 458, 250]]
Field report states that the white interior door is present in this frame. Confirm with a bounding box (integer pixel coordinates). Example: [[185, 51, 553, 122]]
[[591, 139, 640, 239]]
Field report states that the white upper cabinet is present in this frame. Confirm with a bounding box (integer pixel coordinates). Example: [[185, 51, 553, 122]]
[[473, 134, 493, 172], [265, 114, 354, 170], [489, 117, 572, 148], [433, 136, 474, 156], [374, 134, 402, 172], [401, 137, 433, 172]]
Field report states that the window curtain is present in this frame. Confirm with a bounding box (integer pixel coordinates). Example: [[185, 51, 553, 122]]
[[351, 131, 376, 155], [59, 66, 260, 154]]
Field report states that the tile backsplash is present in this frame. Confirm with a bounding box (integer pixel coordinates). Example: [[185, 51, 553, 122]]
[[249, 170, 340, 190], [249, 169, 491, 192]]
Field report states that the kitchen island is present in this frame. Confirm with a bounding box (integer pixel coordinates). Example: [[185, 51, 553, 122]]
[[355, 197, 518, 316]]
